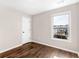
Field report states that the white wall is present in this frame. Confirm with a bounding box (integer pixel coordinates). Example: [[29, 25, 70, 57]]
[[0, 8, 21, 53], [0, 7, 32, 53], [32, 3, 79, 53]]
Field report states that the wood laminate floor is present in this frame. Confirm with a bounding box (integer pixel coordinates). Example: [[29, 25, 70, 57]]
[[0, 42, 78, 58]]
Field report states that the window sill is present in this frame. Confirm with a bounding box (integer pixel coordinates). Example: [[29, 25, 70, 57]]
[[51, 38, 72, 43]]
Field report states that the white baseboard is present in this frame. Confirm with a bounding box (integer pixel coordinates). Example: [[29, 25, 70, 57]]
[[32, 40, 78, 54], [0, 41, 32, 54], [0, 43, 22, 53], [0, 40, 78, 56]]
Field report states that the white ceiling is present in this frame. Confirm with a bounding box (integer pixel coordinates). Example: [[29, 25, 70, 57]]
[[0, 0, 79, 15]]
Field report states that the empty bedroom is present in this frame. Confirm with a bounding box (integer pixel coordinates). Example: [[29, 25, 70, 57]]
[[0, 0, 79, 58]]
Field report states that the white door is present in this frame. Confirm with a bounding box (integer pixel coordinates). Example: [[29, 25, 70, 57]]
[[22, 16, 31, 44]]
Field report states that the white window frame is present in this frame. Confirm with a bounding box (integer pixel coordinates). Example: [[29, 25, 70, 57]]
[[51, 11, 72, 42]]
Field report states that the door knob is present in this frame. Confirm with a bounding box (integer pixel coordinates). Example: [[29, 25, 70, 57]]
[[22, 32, 24, 33]]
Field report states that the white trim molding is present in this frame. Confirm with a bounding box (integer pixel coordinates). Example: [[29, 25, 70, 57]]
[[51, 11, 72, 42], [33, 40, 78, 54], [0, 43, 22, 54]]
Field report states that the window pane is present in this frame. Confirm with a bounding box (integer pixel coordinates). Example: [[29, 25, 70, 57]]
[[53, 14, 69, 40]]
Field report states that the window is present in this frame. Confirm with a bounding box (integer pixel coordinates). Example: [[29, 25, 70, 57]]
[[51, 11, 71, 40]]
